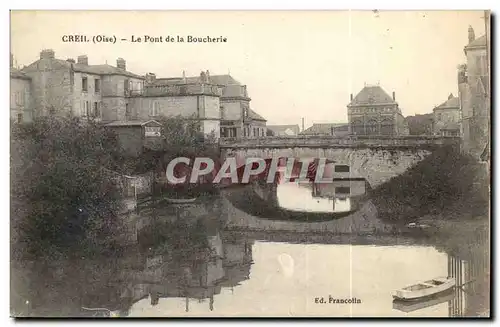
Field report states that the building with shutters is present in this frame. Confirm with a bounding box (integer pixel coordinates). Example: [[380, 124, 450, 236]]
[[12, 49, 267, 140]]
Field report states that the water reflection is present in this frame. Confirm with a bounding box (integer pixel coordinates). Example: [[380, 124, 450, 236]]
[[11, 188, 489, 318], [224, 179, 369, 222]]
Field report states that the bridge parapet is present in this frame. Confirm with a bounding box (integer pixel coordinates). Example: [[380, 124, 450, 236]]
[[219, 135, 461, 149]]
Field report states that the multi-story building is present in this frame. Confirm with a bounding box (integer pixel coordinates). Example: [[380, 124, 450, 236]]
[[10, 54, 32, 123], [432, 94, 461, 137], [20, 49, 145, 122], [209, 74, 267, 138], [128, 71, 223, 138], [457, 25, 490, 159], [14, 49, 267, 140], [347, 85, 409, 136]]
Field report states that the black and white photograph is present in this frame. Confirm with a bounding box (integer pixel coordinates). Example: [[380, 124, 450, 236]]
[[9, 9, 491, 318]]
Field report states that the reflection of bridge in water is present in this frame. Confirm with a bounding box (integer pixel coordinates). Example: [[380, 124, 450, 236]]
[[123, 191, 489, 317]]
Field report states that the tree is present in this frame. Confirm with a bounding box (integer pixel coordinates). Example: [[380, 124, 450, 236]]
[[405, 113, 434, 135], [11, 116, 124, 260]]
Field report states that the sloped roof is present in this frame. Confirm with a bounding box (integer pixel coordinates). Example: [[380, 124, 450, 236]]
[[267, 125, 300, 135], [248, 109, 266, 121], [434, 94, 460, 110], [22, 58, 144, 79], [466, 35, 487, 49], [301, 123, 348, 135], [153, 74, 242, 87], [209, 74, 242, 86], [10, 68, 31, 80], [349, 85, 396, 106], [73, 64, 144, 79], [104, 120, 161, 127]]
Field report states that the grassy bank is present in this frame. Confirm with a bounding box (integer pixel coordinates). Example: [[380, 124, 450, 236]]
[[371, 145, 490, 223]]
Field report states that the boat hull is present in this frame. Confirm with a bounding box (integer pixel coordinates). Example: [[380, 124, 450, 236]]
[[392, 277, 455, 301]]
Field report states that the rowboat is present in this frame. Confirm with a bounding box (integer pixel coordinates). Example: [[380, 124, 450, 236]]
[[164, 197, 197, 204], [392, 277, 455, 301], [392, 290, 455, 313]]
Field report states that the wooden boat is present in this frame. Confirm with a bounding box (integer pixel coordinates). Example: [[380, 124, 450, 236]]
[[392, 277, 455, 301], [392, 290, 455, 313], [164, 196, 197, 204]]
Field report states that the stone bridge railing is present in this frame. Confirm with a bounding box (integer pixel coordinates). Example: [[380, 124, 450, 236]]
[[219, 135, 461, 149]]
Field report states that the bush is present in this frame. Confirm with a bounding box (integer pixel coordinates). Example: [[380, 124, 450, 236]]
[[11, 117, 124, 260], [371, 145, 489, 221]]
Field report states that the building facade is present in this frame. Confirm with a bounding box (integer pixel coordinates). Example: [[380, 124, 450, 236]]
[[457, 25, 490, 159], [347, 85, 409, 136], [13, 49, 267, 140], [10, 55, 33, 123], [129, 71, 223, 138], [20, 49, 145, 122], [432, 94, 461, 137], [209, 74, 267, 139]]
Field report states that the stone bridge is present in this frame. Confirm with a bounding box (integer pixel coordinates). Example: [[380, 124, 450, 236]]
[[219, 136, 461, 188]]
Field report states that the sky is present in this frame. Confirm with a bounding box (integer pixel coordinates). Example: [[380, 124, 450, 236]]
[[10, 10, 487, 127]]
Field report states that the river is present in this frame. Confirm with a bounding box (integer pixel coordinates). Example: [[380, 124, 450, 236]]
[[10, 180, 490, 318]]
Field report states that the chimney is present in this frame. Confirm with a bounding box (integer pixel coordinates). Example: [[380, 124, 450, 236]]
[[40, 49, 55, 60], [392, 91, 396, 101], [116, 58, 126, 70], [145, 72, 156, 84], [200, 71, 207, 83], [182, 70, 186, 83], [468, 25, 475, 44], [77, 55, 88, 65], [206, 70, 210, 82], [66, 58, 75, 64], [350, 93, 353, 101], [10, 53, 13, 68]]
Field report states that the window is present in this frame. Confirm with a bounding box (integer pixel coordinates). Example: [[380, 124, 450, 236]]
[[93, 102, 99, 117], [82, 100, 90, 116], [95, 79, 101, 93], [220, 106, 225, 119], [180, 86, 187, 94], [150, 101, 160, 116], [335, 187, 350, 195], [17, 113, 23, 124], [124, 79, 129, 93], [82, 77, 88, 92], [335, 165, 350, 173], [125, 103, 131, 117]]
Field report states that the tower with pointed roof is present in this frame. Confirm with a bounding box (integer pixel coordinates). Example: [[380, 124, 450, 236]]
[[458, 23, 490, 159], [347, 85, 409, 136]]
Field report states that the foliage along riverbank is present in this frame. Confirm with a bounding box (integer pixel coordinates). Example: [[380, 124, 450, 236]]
[[10, 114, 219, 263], [370, 145, 490, 224]]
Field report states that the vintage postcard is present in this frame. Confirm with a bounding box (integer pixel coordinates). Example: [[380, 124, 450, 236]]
[[9, 10, 490, 318]]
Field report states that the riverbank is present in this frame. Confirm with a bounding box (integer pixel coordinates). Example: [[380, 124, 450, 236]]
[[370, 145, 489, 224]]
